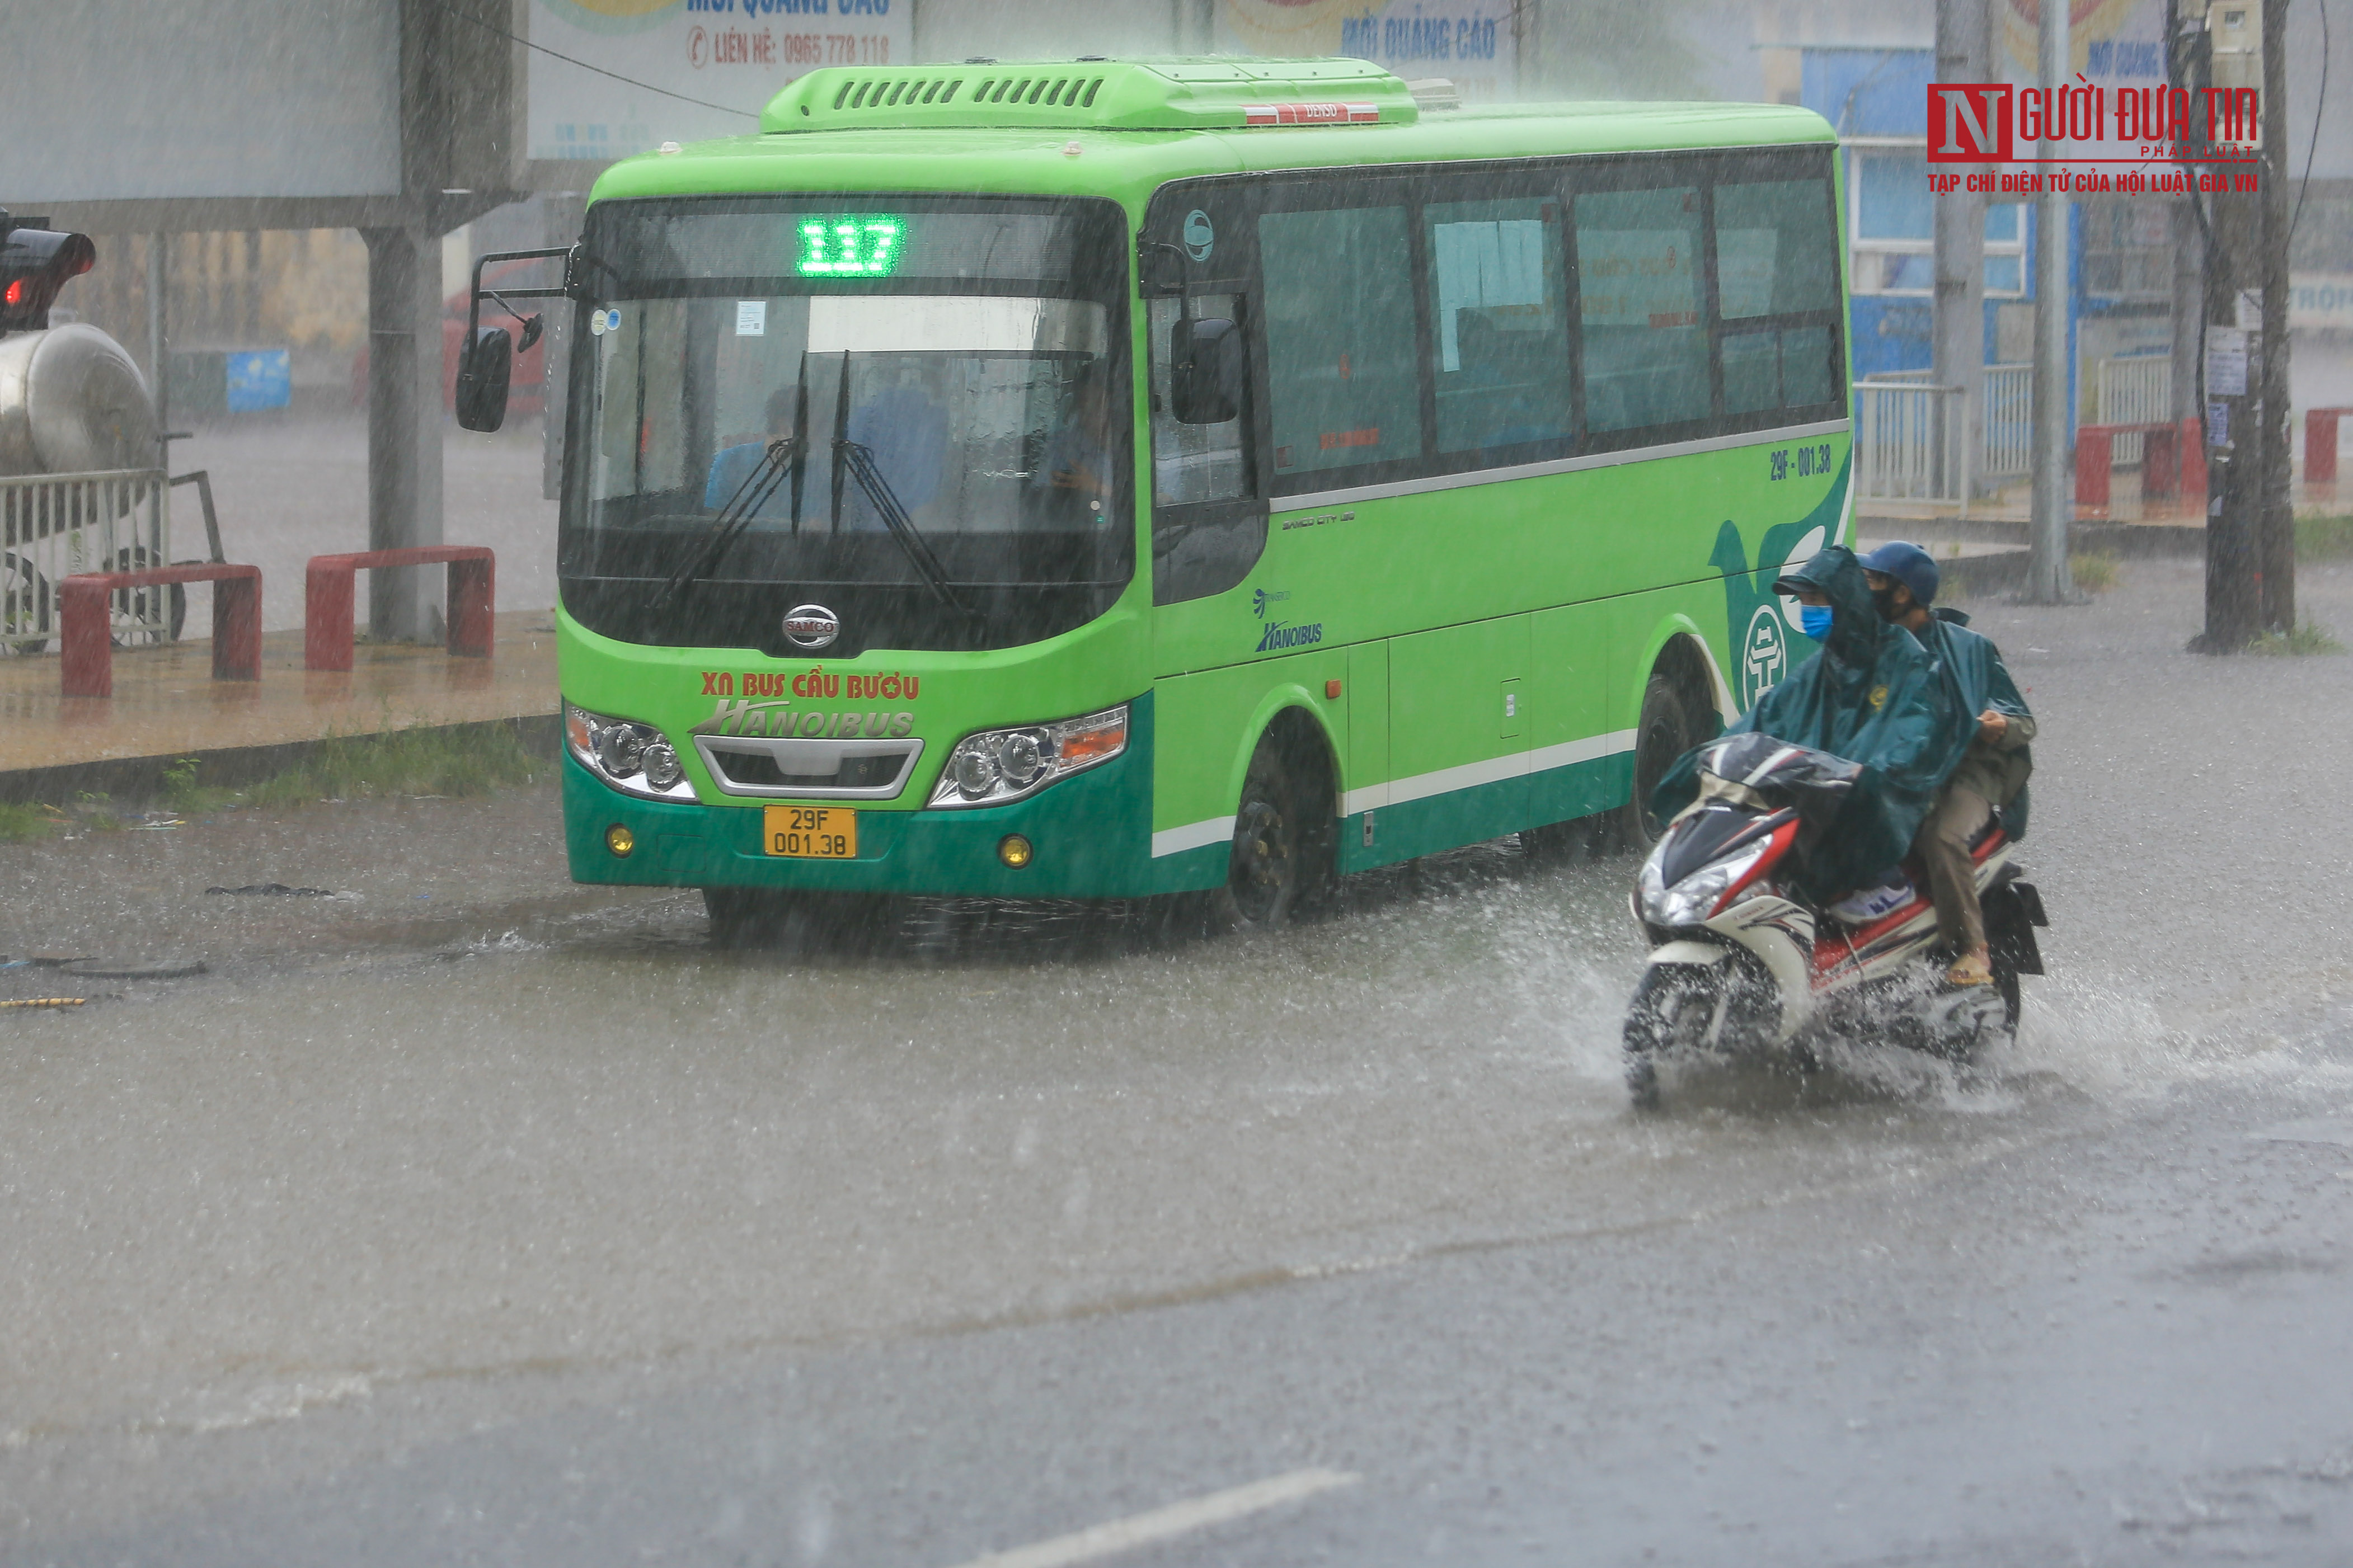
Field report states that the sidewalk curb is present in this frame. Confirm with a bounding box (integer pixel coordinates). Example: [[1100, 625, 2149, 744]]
[[0, 713, 561, 807]]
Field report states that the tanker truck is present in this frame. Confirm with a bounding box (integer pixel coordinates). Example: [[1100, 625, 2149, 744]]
[[1, 212, 176, 652]]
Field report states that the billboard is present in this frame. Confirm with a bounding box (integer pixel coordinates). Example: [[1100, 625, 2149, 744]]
[[1997, 0, 2172, 168], [529, 0, 911, 162], [0, 1, 400, 204], [1217, 0, 1517, 102]]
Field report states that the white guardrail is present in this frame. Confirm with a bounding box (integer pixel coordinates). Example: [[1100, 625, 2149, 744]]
[[0, 468, 173, 654], [1855, 357, 2171, 502], [1980, 362, 2033, 479], [1852, 379, 1969, 505]]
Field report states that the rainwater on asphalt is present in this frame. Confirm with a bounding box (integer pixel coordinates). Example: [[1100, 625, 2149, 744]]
[[7, 558, 2353, 1554]]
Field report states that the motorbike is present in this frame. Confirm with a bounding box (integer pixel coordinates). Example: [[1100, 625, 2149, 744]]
[[1623, 732, 2049, 1108]]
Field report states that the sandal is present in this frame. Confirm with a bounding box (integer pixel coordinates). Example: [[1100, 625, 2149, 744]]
[[1945, 949, 1994, 987]]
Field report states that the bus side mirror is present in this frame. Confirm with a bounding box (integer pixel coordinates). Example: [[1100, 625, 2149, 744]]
[[1170, 316, 1244, 426], [455, 325, 512, 432]]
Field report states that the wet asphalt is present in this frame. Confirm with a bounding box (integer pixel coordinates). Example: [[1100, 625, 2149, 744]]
[[5, 557, 2353, 1565]]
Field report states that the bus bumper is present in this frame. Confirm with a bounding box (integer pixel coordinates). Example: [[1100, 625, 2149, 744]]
[[562, 696, 1178, 899]]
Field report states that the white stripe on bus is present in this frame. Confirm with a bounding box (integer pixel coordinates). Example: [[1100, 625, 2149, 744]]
[[1272, 417, 1850, 515], [1154, 730, 1638, 857]]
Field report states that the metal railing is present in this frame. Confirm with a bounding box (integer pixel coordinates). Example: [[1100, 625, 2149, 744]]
[[1980, 363, 2034, 478], [2094, 355, 2172, 467], [1852, 379, 1968, 504], [0, 469, 173, 654]]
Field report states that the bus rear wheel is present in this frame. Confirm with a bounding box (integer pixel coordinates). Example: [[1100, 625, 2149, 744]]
[[1207, 724, 1335, 933], [1623, 671, 1702, 850]]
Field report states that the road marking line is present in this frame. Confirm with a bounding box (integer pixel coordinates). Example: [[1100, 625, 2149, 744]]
[[945, 1467, 1361, 1568]]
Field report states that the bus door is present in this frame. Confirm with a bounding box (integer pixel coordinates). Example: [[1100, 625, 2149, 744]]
[[1142, 182, 1267, 610]]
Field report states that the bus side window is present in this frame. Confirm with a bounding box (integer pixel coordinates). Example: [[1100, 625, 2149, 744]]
[[1424, 197, 1574, 458], [1149, 293, 1267, 605], [1712, 176, 1842, 418], [1256, 204, 1423, 478], [1148, 294, 1248, 507], [1571, 185, 1711, 437]]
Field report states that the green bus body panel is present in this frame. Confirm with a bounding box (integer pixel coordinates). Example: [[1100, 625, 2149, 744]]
[[563, 91, 1851, 899], [1147, 441, 1853, 843]]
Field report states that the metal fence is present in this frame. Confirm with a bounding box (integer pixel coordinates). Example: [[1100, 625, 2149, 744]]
[[0, 469, 173, 655], [1853, 359, 2168, 502], [1980, 363, 2033, 478], [1852, 379, 1968, 505]]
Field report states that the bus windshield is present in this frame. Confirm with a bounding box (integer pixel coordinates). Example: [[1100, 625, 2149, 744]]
[[560, 196, 1133, 657]]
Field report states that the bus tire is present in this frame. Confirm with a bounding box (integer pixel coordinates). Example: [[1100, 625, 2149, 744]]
[[1206, 719, 1336, 933], [1623, 671, 1699, 850]]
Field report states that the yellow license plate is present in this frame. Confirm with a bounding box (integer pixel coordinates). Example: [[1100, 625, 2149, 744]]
[[763, 805, 857, 859]]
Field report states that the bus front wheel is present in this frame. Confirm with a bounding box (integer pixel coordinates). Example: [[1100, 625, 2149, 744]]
[[1207, 723, 1335, 933]]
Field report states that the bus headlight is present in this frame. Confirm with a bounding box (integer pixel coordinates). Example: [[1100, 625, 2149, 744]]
[[566, 702, 700, 803], [928, 704, 1129, 809]]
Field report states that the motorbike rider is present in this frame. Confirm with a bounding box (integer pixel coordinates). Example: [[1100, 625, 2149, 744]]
[[1857, 542, 2036, 988], [1652, 545, 1974, 903]]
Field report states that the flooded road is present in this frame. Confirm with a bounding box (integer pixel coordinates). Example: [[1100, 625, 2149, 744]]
[[8, 559, 2353, 1563]]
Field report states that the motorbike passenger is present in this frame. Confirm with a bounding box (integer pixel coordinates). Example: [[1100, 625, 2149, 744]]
[[1652, 544, 1974, 908], [1857, 542, 2036, 988]]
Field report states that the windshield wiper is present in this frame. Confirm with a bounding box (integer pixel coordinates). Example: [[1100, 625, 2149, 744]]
[[649, 355, 812, 611], [826, 350, 970, 616], [649, 433, 797, 613]]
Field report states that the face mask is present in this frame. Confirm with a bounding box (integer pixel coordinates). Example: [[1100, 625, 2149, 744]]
[[1799, 604, 1834, 641]]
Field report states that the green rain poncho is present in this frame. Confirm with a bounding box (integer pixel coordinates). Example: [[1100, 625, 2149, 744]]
[[1652, 546, 1975, 897], [1922, 605, 2035, 840]]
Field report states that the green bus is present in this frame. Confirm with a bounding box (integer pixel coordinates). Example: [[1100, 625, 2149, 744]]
[[526, 58, 1853, 935]]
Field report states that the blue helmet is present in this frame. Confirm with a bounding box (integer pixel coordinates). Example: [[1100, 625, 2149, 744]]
[[1857, 540, 1939, 606]]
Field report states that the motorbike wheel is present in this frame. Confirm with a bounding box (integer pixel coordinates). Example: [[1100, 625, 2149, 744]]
[[1990, 948, 2021, 1040], [1622, 962, 1723, 1110]]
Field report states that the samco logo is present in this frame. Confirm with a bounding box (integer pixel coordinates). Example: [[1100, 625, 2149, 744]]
[[1739, 603, 1790, 710]]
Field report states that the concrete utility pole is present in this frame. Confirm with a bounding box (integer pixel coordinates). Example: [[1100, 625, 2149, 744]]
[[2023, 0, 2075, 600], [2255, 0, 2294, 632], [1933, 0, 1992, 510], [361, 224, 444, 643], [2195, 0, 2280, 649]]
